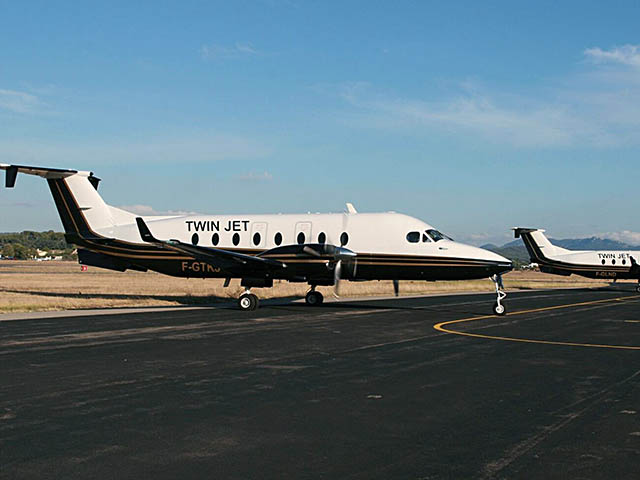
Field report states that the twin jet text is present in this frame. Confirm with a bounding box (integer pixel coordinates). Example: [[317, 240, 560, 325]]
[[186, 220, 249, 232]]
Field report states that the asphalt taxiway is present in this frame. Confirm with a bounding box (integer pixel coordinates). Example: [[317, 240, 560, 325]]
[[1, 288, 639, 479]]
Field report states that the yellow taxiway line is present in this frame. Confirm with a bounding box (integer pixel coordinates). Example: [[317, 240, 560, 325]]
[[433, 295, 640, 351]]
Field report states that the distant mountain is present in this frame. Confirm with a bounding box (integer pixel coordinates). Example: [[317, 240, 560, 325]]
[[482, 236, 640, 267]]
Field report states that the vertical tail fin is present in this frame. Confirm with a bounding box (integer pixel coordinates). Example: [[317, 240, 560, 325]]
[[2, 164, 136, 241], [513, 227, 568, 263]]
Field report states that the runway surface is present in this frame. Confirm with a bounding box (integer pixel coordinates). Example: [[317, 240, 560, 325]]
[[1, 288, 639, 479]]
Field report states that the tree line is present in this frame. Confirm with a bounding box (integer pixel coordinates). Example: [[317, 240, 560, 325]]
[[0, 231, 76, 260]]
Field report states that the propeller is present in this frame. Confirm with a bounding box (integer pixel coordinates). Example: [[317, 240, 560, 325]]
[[332, 247, 356, 298], [333, 259, 343, 297], [393, 279, 399, 297]]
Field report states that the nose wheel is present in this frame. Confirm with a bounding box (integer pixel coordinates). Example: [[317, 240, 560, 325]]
[[238, 291, 259, 311], [491, 274, 507, 316]]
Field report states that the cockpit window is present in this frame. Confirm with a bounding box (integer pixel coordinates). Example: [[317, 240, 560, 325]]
[[406, 231, 420, 243], [425, 229, 453, 242], [422, 232, 431, 242]]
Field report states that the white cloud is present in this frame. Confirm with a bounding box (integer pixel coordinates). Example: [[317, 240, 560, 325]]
[[595, 230, 640, 246], [0, 89, 41, 114], [584, 45, 640, 68], [200, 42, 258, 60], [235, 171, 274, 181], [327, 45, 640, 148]]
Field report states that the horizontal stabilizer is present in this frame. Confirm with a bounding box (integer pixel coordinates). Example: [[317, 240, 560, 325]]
[[0, 164, 78, 188], [512, 227, 544, 239]]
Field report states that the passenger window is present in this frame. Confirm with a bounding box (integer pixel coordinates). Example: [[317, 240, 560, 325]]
[[191, 233, 199, 245], [274, 232, 282, 246], [232, 233, 240, 246], [212, 233, 219, 246], [318, 232, 326, 244], [340, 232, 349, 246], [253, 232, 261, 246], [406, 231, 420, 243], [297, 232, 305, 244]]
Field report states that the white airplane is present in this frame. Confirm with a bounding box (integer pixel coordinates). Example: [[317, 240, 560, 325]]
[[1, 164, 513, 313], [514, 227, 640, 292]]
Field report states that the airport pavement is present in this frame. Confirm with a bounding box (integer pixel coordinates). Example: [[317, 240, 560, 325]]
[[1, 288, 639, 479]]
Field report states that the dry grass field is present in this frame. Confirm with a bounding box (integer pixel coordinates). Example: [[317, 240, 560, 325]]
[[0, 260, 625, 314]]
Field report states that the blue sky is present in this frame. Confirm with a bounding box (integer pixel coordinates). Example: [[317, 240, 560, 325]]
[[1, 1, 640, 245]]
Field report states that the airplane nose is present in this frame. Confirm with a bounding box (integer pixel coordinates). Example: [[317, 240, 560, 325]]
[[456, 243, 513, 274]]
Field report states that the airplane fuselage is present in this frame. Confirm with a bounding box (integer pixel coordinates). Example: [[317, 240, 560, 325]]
[[88, 212, 511, 282]]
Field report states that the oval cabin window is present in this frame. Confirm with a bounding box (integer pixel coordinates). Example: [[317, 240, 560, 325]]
[[191, 233, 199, 245], [274, 232, 282, 246], [297, 232, 305, 245], [232, 233, 240, 246], [212, 233, 219, 246], [318, 232, 326, 244], [340, 232, 349, 246], [253, 232, 261, 246], [406, 231, 420, 243]]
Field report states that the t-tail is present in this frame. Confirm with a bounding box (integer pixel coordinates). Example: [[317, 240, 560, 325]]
[[1, 164, 136, 244], [513, 227, 570, 264]]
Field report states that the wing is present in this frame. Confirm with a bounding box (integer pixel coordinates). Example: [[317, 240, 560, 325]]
[[135, 217, 286, 274]]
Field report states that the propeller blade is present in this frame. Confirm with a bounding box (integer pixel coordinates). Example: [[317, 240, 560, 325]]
[[333, 260, 342, 298], [302, 246, 321, 257], [393, 279, 399, 297]]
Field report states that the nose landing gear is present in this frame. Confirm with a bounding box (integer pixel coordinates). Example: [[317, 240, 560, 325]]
[[491, 274, 507, 316]]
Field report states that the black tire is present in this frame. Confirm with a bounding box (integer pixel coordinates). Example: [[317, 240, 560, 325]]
[[493, 302, 506, 316], [249, 293, 259, 310], [305, 291, 324, 306], [239, 293, 254, 311], [636, 286, 640, 293]]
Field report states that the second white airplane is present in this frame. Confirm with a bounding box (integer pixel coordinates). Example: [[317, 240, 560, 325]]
[[1, 164, 513, 313], [514, 227, 640, 291]]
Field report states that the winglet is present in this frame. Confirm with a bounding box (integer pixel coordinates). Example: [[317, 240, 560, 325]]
[[5, 166, 18, 188], [136, 217, 158, 243]]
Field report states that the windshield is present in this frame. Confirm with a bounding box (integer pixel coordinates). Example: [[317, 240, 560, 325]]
[[426, 229, 453, 242]]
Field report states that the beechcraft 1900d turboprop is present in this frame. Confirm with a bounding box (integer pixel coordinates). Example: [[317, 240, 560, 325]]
[[514, 227, 640, 292], [1, 164, 513, 313]]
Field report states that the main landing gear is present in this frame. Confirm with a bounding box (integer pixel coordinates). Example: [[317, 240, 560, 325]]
[[491, 274, 507, 316], [305, 286, 324, 306], [238, 290, 259, 311]]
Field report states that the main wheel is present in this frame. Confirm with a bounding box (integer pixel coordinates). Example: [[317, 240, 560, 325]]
[[305, 291, 324, 306], [493, 302, 506, 316], [249, 293, 259, 310], [239, 293, 258, 311]]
